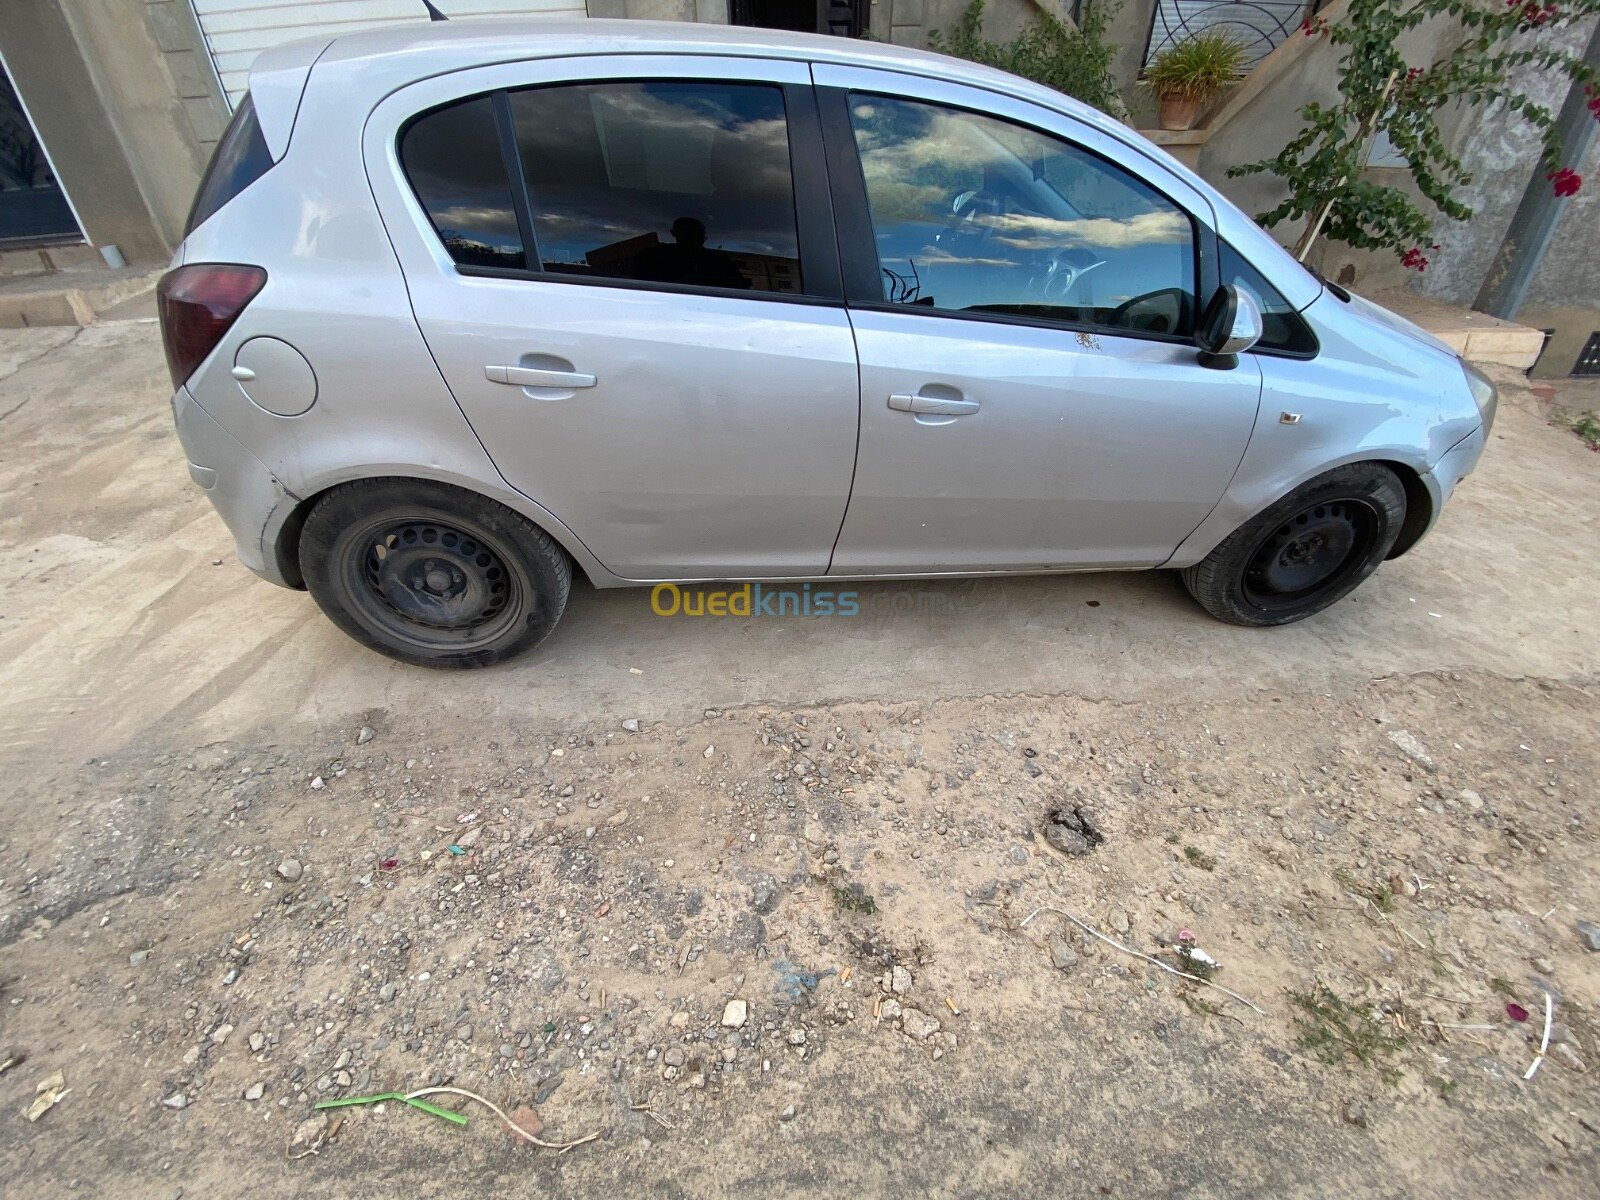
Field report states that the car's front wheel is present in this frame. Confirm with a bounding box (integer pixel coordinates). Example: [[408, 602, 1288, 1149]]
[[1182, 462, 1407, 626], [300, 479, 570, 668]]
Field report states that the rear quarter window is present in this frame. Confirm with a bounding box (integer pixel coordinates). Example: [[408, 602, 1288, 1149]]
[[399, 96, 526, 270], [187, 95, 274, 235]]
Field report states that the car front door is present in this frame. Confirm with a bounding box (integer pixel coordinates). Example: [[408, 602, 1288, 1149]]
[[814, 67, 1263, 574], [366, 58, 856, 580]]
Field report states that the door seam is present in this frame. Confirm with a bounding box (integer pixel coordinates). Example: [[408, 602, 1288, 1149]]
[[825, 305, 865, 574]]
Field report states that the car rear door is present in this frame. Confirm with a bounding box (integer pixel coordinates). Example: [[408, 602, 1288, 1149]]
[[365, 57, 856, 581], [814, 66, 1262, 574]]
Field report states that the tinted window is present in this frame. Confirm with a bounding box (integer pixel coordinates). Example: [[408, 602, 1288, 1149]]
[[401, 96, 525, 270], [1219, 242, 1317, 355], [187, 95, 274, 235], [509, 81, 802, 293], [848, 95, 1197, 336]]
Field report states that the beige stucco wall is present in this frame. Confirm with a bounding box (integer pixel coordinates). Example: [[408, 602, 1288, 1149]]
[[1187, 9, 1598, 374], [60, 0, 229, 250], [0, 0, 227, 260], [1189, 9, 1486, 297]]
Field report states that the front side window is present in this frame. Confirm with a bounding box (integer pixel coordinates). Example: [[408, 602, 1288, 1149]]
[[508, 81, 802, 293], [847, 95, 1197, 337]]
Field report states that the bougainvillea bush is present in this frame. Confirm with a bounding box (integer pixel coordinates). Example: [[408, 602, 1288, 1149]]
[[1230, 0, 1600, 269]]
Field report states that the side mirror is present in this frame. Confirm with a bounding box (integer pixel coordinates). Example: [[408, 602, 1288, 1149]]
[[1195, 284, 1263, 369]]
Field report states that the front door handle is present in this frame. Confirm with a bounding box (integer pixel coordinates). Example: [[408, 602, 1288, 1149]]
[[485, 364, 597, 389], [888, 391, 980, 416]]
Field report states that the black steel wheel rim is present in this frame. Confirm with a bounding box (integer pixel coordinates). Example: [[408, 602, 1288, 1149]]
[[342, 517, 523, 649], [1241, 497, 1379, 613]]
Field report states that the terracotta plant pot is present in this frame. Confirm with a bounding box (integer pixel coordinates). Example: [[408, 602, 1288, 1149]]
[[1158, 92, 1202, 131]]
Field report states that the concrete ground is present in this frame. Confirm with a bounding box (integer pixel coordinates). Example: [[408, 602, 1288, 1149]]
[[1, 318, 1597, 768], [1, 317, 1597, 1198]]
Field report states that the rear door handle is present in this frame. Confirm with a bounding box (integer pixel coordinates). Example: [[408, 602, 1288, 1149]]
[[888, 392, 980, 416], [485, 364, 597, 389]]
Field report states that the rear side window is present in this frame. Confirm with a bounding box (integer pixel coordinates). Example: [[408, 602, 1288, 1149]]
[[1219, 242, 1317, 356], [398, 82, 804, 294], [187, 95, 274, 235], [507, 81, 802, 293], [401, 96, 525, 270]]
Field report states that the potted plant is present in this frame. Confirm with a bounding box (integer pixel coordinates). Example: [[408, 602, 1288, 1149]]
[[1144, 30, 1249, 131]]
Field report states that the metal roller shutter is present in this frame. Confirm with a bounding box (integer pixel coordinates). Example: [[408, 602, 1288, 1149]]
[[189, 0, 589, 107]]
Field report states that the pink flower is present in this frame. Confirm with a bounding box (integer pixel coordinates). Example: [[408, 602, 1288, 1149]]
[[1177, 929, 1196, 943], [1548, 167, 1582, 197], [1507, 1002, 1529, 1022], [1401, 247, 1430, 272]]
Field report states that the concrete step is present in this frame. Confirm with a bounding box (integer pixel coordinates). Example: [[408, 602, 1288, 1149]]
[[0, 241, 105, 278], [1136, 128, 1206, 169], [1359, 288, 1544, 370], [0, 264, 163, 329]]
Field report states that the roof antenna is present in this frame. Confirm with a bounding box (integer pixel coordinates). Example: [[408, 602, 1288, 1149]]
[[422, 1, 448, 19]]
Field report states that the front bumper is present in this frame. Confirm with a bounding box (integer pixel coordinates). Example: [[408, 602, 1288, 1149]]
[[171, 386, 299, 587], [1398, 420, 1486, 556], [1425, 421, 1487, 512]]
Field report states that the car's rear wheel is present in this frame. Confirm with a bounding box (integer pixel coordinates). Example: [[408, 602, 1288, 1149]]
[[300, 479, 570, 668], [1182, 463, 1407, 626]]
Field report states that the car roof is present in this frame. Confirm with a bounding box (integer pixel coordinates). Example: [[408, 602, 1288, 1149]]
[[310, 17, 1041, 94], [252, 17, 1132, 150]]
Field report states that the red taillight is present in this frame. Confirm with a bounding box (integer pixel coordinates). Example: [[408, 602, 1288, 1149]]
[[157, 264, 267, 388]]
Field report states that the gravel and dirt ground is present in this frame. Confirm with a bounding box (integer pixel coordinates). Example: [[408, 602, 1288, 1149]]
[[0, 317, 1597, 1198]]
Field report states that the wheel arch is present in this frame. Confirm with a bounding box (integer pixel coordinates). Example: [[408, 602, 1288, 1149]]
[[1168, 449, 1438, 570], [270, 471, 615, 591], [1377, 458, 1435, 560]]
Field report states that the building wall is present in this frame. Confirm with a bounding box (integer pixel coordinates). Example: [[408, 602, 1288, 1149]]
[[60, 1, 230, 250], [148, 1, 233, 164], [0, 0, 228, 261], [871, 0, 1093, 50], [1410, 18, 1599, 377], [1188, 11, 1599, 376], [1193, 10, 1477, 294], [1104, 0, 1158, 125]]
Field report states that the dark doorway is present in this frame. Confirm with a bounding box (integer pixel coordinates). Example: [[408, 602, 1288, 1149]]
[[730, 0, 865, 37], [0, 61, 80, 245]]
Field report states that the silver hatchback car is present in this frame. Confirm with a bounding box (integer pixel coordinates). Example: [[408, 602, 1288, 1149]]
[[162, 19, 1494, 668]]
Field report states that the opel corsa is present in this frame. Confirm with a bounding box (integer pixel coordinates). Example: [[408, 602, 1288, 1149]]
[[162, 19, 1495, 668]]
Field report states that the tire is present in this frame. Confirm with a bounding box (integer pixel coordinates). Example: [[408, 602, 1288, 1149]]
[[299, 479, 570, 668], [1181, 463, 1407, 627]]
